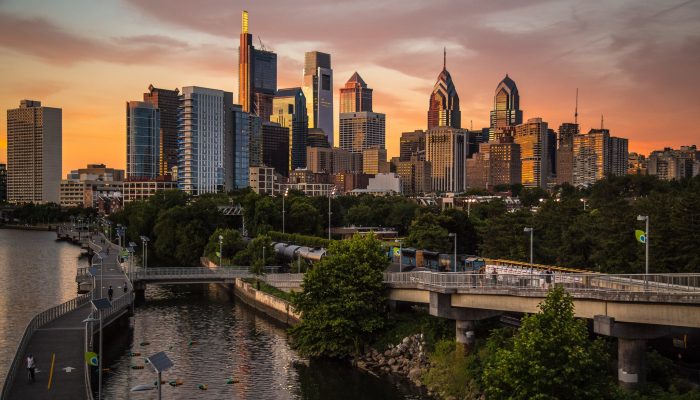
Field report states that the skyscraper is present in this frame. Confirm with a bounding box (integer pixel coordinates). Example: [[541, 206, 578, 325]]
[[238, 11, 277, 120], [362, 147, 389, 175], [425, 127, 467, 193], [572, 129, 629, 187], [489, 75, 523, 142], [339, 72, 372, 113], [262, 121, 290, 177], [225, 105, 251, 190], [399, 130, 426, 161], [178, 87, 233, 195], [272, 88, 308, 171], [514, 117, 549, 189], [556, 122, 579, 185], [7, 100, 62, 203], [339, 112, 386, 153], [126, 101, 160, 180], [143, 85, 179, 176], [302, 51, 334, 146], [428, 50, 460, 130], [466, 136, 521, 190]]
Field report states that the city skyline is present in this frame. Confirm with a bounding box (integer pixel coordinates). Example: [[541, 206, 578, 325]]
[[1, 0, 699, 175]]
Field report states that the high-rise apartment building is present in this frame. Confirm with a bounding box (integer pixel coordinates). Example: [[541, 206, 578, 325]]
[[425, 127, 467, 193], [0, 164, 7, 202], [339, 72, 372, 113], [628, 153, 648, 176], [514, 117, 549, 189], [647, 146, 699, 181], [556, 123, 579, 185], [427, 50, 460, 130], [400, 130, 426, 161], [489, 75, 523, 142], [126, 101, 160, 180], [238, 11, 277, 120], [178, 87, 233, 194], [302, 51, 333, 146], [7, 100, 62, 203], [339, 112, 386, 153], [572, 129, 629, 187], [272, 88, 308, 171], [262, 121, 290, 177], [143, 85, 179, 176]]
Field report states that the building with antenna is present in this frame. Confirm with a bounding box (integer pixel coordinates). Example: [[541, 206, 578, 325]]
[[428, 49, 460, 130], [238, 11, 277, 120]]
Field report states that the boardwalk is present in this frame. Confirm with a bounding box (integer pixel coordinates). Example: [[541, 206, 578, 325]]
[[4, 232, 131, 400]]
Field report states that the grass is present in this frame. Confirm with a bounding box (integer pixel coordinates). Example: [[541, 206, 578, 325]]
[[371, 308, 454, 352], [242, 277, 293, 302]]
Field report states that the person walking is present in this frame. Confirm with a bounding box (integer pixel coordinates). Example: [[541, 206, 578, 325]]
[[545, 268, 553, 289], [26, 354, 36, 383], [108, 285, 114, 302], [123, 281, 128, 294]]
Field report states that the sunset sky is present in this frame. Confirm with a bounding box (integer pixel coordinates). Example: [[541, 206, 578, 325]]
[[1, 0, 699, 176]]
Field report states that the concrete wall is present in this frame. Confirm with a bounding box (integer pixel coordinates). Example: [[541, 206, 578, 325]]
[[233, 279, 300, 325]]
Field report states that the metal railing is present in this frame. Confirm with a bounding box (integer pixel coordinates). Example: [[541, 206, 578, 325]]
[[2, 293, 91, 398]]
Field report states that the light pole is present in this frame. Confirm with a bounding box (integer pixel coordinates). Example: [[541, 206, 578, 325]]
[[581, 198, 588, 210], [398, 240, 403, 273], [637, 215, 649, 276], [90, 298, 111, 400], [524, 227, 534, 266], [93, 253, 104, 298], [218, 235, 224, 267], [282, 188, 289, 234], [328, 188, 336, 241], [140, 236, 150, 271], [448, 233, 457, 272]]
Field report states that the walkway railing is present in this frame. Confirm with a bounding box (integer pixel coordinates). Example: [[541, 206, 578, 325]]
[[1, 293, 91, 398]]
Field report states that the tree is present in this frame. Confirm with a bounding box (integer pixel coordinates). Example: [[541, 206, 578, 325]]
[[290, 234, 387, 358], [287, 199, 321, 236], [483, 286, 611, 400], [204, 228, 246, 264], [248, 234, 275, 275], [405, 213, 450, 252]]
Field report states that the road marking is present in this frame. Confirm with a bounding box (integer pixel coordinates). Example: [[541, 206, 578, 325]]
[[62, 366, 76, 373], [47, 353, 55, 390]]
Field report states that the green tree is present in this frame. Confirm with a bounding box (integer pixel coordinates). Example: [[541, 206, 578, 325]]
[[290, 234, 387, 358], [287, 199, 321, 235], [204, 228, 246, 264], [405, 213, 450, 252], [483, 286, 611, 400]]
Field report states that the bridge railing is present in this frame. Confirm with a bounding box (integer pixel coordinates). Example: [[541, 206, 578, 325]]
[[2, 293, 91, 398], [133, 267, 254, 280], [384, 272, 700, 294]]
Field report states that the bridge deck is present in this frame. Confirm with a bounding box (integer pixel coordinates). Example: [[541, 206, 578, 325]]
[[6, 232, 131, 400]]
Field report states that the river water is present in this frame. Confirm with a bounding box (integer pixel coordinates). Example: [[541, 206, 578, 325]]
[[0, 229, 429, 399]]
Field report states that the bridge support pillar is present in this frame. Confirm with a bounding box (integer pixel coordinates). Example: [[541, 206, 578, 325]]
[[456, 320, 476, 354], [594, 315, 671, 389]]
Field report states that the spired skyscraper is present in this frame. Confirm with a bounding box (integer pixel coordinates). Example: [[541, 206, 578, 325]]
[[339, 72, 372, 113], [489, 75, 523, 142], [427, 49, 460, 130], [302, 51, 334, 147], [238, 11, 277, 120]]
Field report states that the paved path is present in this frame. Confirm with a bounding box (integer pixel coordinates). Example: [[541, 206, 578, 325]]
[[7, 234, 130, 400]]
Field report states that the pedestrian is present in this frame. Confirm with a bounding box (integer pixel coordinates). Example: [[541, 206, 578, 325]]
[[26, 354, 36, 383], [108, 285, 114, 301], [545, 268, 553, 289], [123, 281, 128, 293], [491, 268, 498, 286]]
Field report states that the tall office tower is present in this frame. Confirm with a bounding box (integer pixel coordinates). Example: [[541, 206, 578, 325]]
[[248, 115, 263, 167], [334, 149, 363, 174], [400, 130, 426, 161], [306, 147, 334, 174], [302, 51, 333, 146], [262, 121, 290, 177], [489, 74, 523, 142], [396, 157, 432, 195], [6, 100, 61, 203], [238, 11, 277, 119], [556, 122, 579, 185], [428, 50, 460, 130], [178, 87, 233, 194], [0, 164, 7, 202], [339, 112, 386, 153], [425, 127, 467, 193], [126, 101, 160, 180], [143, 85, 179, 176], [547, 128, 557, 178], [362, 147, 389, 175], [224, 105, 251, 190], [466, 137, 521, 189], [339, 72, 372, 113], [514, 117, 549, 189], [573, 130, 607, 188], [306, 128, 330, 148], [272, 88, 308, 171]]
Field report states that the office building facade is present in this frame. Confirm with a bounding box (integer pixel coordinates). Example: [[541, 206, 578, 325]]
[[427, 51, 460, 130], [489, 75, 523, 142], [272, 88, 308, 171], [514, 118, 549, 189], [362, 147, 389, 175], [339, 112, 385, 153], [0, 164, 6, 202], [339, 72, 372, 113], [400, 130, 426, 161], [302, 51, 333, 146], [238, 11, 277, 120], [466, 138, 521, 189], [262, 122, 290, 177], [225, 105, 251, 190], [647, 146, 698, 181], [556, 122, 579, 185], [143, 85, 179, 176], [7, 100, 62, 203], [572, 129, 629, 187], [127, 101, 160, 180], [425, 127, 467, 193], [397, 158, 432, 195]]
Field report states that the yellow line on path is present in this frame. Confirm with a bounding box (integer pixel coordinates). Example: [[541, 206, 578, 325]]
[[47, 353, 55, 390]]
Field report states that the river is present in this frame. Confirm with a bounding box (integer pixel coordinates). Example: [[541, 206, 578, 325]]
[[0, 229, 429, 399]]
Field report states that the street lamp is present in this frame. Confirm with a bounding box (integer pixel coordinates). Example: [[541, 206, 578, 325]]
[[218, 235, 224, 267], [398, 240, 403, 273], [282, 188, 289, 234], [580, 198, 588, 210], [448, 233, 457, 272], [328, 187, 336, 241], [92, 253, 105, 298], [637, 215, 649, 276], [524, 227, 534, 266], [90, 298, 112, 400], [140, 236, 150, 271]]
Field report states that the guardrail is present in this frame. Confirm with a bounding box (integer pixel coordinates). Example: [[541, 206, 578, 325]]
[[1, 293, 91, 398]]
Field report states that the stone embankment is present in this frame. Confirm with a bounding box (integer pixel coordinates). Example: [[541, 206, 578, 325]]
[[356, 334, 430, 387]]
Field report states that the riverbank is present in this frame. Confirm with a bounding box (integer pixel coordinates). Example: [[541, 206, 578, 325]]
[[230, 278, 300, 325], [0, 224, 54, 231]]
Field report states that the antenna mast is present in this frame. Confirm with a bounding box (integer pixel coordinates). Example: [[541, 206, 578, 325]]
[[574, 88, 579, 125]]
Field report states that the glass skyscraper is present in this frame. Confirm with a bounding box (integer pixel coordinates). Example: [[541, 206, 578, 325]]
[[126, 101, 160, 180], [238, 11, 277, 120], [272, 88, 308, 171], [302, 51, 333, 147], [339, 72, 372, 113], [143, 85, 179, 177], [489, 75, 523, 142], [428, 50, 460, 130]]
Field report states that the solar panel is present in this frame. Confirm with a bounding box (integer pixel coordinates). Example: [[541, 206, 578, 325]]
[[91, 298, 112, 311], [147, 352, 173, 373]]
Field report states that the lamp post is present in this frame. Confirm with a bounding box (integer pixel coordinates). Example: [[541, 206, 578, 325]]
[[524, 227, 534, 266], [140, 236, 150, 271], [282, 188, 289, 234], [328, 188, 336, 241], [218, 235, 224, 267], [90, 298, 112, 400], [93, 253, 104, 298], [398, 240, 403, 273], [581, 198, 588, 210], [448, 233, 457, 272], [637, 215, 649, 276]]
